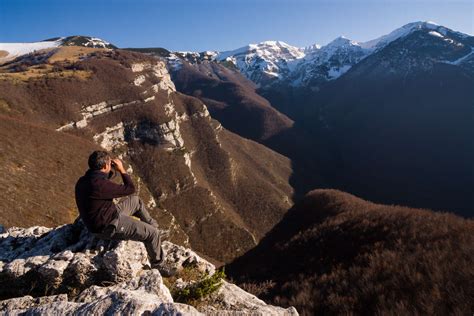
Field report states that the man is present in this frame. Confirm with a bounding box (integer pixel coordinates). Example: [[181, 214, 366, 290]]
[[75, 150, 173, 275]]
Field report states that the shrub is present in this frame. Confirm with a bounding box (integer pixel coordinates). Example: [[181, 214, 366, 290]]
[[172, 268, 226, 305]]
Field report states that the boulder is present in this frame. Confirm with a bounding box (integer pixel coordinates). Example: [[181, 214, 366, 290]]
[[0, 221, 298, 315]]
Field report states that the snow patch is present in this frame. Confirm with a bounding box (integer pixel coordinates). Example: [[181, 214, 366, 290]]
[[428, 31, 444, 38], [0, 39, 62, 61]]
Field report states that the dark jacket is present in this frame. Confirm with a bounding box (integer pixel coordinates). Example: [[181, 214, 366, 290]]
[[75, 169, 135, 233]]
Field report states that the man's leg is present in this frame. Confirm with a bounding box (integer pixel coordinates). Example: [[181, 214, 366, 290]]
[[115, 195, 158, 227], [107, 214, 163, 264]]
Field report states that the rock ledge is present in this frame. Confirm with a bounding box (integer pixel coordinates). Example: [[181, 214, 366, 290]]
[[0, 221, 297, 315]]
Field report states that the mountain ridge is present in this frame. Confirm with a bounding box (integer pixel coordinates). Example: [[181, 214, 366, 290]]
[[3, 21, 471, 89], [227, 189, 474, 315], [166, 21, 473, 88]]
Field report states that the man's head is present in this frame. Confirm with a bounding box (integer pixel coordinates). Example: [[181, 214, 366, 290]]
[[88, 150, 111, 173]]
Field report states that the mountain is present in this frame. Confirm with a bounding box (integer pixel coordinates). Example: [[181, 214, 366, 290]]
[[173, 21, 472, 118], [0, 36, 115, 63], [215, 41, 305, 86], [298, 22, 474, 216], [169, 56, 294, 142], [167, 21, 474, 217], [0, 220, 297, 314], [227, 189, 474, 315], [0, 45, 294, 263], [212, 21, 472, 91], [288, 36, 369, 89], [55, 35, 117, 49]]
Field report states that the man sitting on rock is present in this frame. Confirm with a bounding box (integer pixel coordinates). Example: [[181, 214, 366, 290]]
[[75, 150, 173, 275]]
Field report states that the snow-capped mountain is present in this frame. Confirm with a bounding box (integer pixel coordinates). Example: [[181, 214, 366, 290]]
[[0, 36, 115, 63], [289, 36, 370, 88], [359, 21, 467, 49], [343, 21, 474, 80], [168, 41, 305, 86], [57, 35, 116, 49], [171, 21, 473, 88], [215, 41, 305, 85]]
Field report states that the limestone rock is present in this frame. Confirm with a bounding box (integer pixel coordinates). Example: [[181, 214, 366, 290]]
[[0, 294, 69, 313], [201, 281, 299, 315], [0, 222, 298, 315], [101, 239, 148, 282], [154, 302, 203, 315]]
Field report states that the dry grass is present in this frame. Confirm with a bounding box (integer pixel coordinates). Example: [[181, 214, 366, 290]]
[[47, 46, 105, 63], [0, 48, 96, 83], [0, 99, 10, 113], [228, 189, 474, 315], [0, 67, 91, 83], [0, 115, 101, 228]]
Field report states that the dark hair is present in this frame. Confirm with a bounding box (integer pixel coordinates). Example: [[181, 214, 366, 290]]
[[88, 150, 110, 170]]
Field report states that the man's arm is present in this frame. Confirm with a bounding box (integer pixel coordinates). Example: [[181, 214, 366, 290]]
[[91, 159, 136, 199]]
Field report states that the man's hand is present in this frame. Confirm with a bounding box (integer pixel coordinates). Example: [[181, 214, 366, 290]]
[[111, 158, 127, 174]]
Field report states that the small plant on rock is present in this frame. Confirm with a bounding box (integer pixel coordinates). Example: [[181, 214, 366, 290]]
[[171, 268, 226, 305]]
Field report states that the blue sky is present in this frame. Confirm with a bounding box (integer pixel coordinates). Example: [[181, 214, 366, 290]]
[[0, 0, 472, 51]]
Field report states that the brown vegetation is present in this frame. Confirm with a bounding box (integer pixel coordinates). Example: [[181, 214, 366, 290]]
[[0, 49, 144, 126], [227, 189, 474, 315], [0, 115, 100, 227], [47, 46, 105, 63], [172, 61, 294, 142], [126, 94, 293, 262]]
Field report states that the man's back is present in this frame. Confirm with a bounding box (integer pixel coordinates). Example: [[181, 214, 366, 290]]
[[75, 169, 135, 233]]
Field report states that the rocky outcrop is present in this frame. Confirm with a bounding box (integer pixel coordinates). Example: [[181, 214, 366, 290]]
[[0, 222, 297, 315], [56, 60, 176, 133]]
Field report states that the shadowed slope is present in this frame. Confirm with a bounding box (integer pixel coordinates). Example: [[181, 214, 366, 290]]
[[227, 189, 474, 315], [171, 61, 294, 142]]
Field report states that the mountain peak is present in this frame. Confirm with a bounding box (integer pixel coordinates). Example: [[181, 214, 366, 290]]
[[258, 40, 289, 46], [60, 35, 116, 49], [326, 35, 359, 47], [359, 20, 449, 49]]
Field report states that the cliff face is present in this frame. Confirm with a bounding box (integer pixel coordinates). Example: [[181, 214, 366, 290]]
[[0, 220, 298, 315]]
